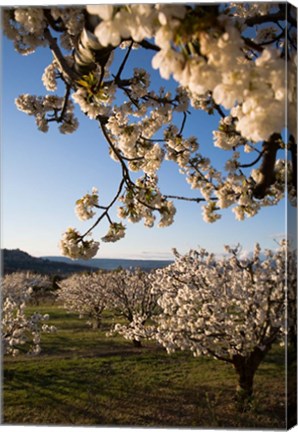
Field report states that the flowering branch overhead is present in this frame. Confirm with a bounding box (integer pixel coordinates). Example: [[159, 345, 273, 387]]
[[3, 3, 296, 259]]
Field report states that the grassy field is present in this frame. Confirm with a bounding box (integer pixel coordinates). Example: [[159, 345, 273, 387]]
[[2, 304, 289, 428]]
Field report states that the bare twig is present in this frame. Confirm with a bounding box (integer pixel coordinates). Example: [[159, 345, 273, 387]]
[[115, 41, 134, 82], [212, 99, 226, 118], [81, 178, 125, 238], [238, 150, 265, 168], [59, 84, 71, 121], [178, 112, 188, 137], [163, 194, 214, 203], [138, 39, 160, 52], [242, 37, 264, 53]]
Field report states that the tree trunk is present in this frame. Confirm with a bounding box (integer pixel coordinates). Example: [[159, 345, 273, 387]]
[[235, 364, 255, 401], [92, 318, 101, 330], [132, 339, 142, 348], [232, 347, 270, 409]]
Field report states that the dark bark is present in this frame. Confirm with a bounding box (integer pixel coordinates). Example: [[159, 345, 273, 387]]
[[252, 133, 281, 199], [232, 346, 270, 407], [92, 318, 101, 330], [133, 339, 142, 348], [289, 135, 297, 194], [234, 362, 255, 400]]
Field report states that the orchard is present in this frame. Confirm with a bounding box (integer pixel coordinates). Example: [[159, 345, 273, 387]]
[[2, 2, 297, 427]]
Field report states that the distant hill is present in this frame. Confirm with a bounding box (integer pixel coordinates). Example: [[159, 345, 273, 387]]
[[43, 256, 173, 271], [1, 249, 173, 276], [2, 249, 95, 275]]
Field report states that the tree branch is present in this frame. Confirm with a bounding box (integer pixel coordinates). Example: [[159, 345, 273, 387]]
[[244, 9, 291, 27], [43, 28, 80, 83], [178, 112, 188, 137], [99, 121, 133, 184], [252, 133, 281, 199], [212, 100, 226, 118], [138, 39, 160, 52], [289, 135, 297, 193], [163, 194, 214, 203], [81, 178, 125, 238], [242, 37, 264, 53], [59, 84, 71, 121], [43, 8, 65, 32], [238, 150, 265, 168], [115, 41, 134, 82]]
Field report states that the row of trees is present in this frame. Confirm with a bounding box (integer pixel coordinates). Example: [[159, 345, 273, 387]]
[[3, 242, 295, 403], [3, 4, 296, 257], [58, 267, 158, 347]]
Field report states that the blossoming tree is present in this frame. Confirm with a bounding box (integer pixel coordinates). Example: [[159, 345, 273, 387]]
[[107, 268, 159, 347], [2, 270, 57, 306], [2, 271, 51, 301], [152, 242, 296, 403], [2, 272, 56, 356], [3, 3, 297, 258], [58, 271, 110, 329]]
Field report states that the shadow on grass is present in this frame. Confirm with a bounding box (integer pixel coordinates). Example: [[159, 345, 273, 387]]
[[4, 346, 286, 428], [4, 305, 287, 428]]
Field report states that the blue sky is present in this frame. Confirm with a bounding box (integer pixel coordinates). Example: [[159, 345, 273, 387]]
[[1, 25, 287, 260]]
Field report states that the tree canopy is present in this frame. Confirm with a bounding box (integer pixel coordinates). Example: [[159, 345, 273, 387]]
[[3, 3, 297, 259]]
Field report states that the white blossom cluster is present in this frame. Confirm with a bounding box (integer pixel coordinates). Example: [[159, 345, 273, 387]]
[[105, 84, 174, 166], [213, 116, 245, 151], [86, 5, 185, 47], [2, 272, 56, 356], [41, 55, 75, 92], [111, 313, 156, 346], [152, 242, 296, 361], [118, 176, 176, 228], [75, 187, 99, 221], [87, 4, 296, 143], [50, 7, 85, 50], [15, 93, 78, 134], [2, 8, 47, 55], [42, 60, 58, 92], [61, 187, 127, 259], [2, 271, 53, 305], [3, 7, 85, 54], [2, 271, 50, 298], [59, 227, 99, 260], [72, 70, 116, 120], [101, 222, 126, 243], [229, 2, 273, 20], [58, 271, 110, 329]]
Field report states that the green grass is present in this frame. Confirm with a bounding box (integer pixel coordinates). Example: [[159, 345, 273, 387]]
[[2, 304, 288, 428]]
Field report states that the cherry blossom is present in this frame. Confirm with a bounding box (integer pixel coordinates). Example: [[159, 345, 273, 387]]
[[2, 4, 296, 258], [58, 272, 110, 329], [75, 187, 99, 221], [2, 271, 53, 305], [59, 227, 99, 260], [152, 241, 296, 401], [2, 272, 56, 356]]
